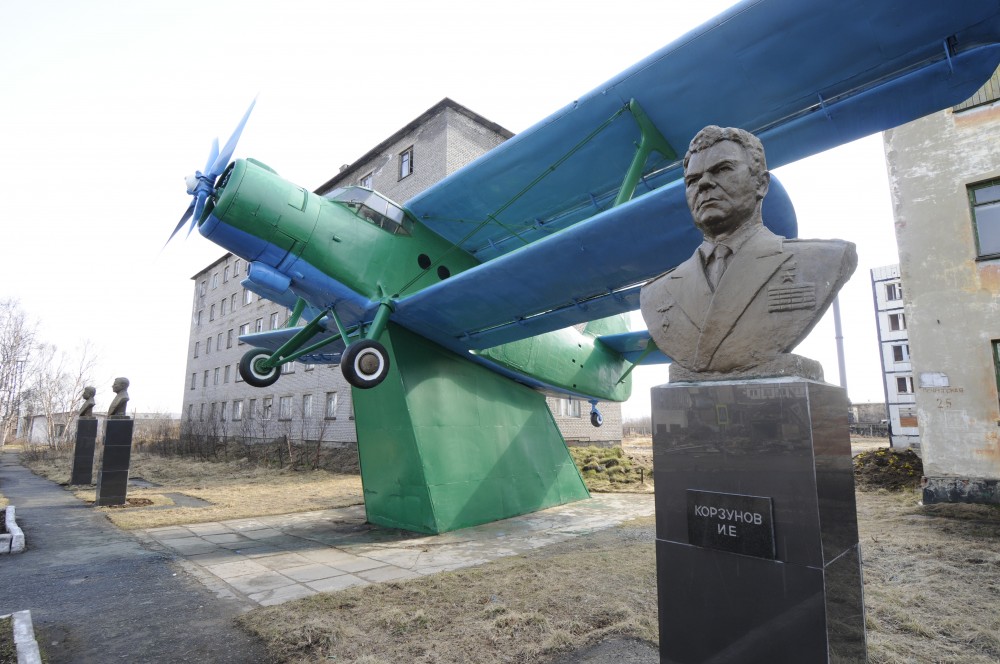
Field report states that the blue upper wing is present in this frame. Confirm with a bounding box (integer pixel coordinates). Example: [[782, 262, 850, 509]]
[[405, 0, 1000, 264]]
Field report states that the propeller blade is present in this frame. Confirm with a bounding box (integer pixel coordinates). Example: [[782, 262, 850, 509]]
[[166, 201, 195, 246], [191, 191, 209, 234], [209, 98, 256, 177], [203, 138, 220, 175]]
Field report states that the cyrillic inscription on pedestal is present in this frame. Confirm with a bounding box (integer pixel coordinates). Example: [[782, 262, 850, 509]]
[[687, 490, 774, 559]]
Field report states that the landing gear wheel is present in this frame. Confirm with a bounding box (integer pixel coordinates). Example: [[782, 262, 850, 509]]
[[239, 348, 281, 388], [341, 339, 390, 389], [590, 410, 603, 427]]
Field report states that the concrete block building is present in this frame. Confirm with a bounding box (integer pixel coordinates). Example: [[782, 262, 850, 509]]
[[882, 68, 1000, 503], [182, 99, 624, 448], [870, 264, 918, 448]]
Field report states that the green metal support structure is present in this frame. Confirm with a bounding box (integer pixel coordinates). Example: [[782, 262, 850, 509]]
[[352, 323, 590, 534]]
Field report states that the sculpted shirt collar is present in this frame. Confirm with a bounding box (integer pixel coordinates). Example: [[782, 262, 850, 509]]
[[697, 220, 764, 267]]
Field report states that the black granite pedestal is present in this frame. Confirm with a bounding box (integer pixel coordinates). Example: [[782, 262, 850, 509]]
[[70, 418, 98, 485], [96, 418, 134, 507], [652, 378, 866, 664]]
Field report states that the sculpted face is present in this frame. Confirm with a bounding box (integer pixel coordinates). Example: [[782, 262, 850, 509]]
[[684, 140, 768, 240]]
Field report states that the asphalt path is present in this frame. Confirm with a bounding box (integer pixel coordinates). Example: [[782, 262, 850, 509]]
[[0, 451, 269, 663]]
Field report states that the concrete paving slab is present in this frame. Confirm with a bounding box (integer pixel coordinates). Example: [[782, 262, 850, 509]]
[[138, 492, 654, 609]]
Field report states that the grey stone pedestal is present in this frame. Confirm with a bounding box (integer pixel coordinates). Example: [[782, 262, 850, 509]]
[[96, 418, 134, 507], [70, 418, 98, 485], [652, 378, 866, 663]]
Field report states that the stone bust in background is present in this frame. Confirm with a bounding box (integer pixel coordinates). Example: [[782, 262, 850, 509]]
[[78, 386, 96, 418], [640, 125, 857, 381], [107, 377, 130, 418]]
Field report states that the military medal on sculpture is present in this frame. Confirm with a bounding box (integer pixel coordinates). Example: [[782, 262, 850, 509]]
[[640, 126, 858, 381]]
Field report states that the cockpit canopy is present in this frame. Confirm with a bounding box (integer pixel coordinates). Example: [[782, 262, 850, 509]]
[[325, 186, 412, 236]]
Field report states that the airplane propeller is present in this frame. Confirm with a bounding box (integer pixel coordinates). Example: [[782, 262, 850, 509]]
[[167, 99, 256, 245]]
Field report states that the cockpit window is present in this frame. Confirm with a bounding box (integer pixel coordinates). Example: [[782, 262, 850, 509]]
[[325, 186, 412, 236]]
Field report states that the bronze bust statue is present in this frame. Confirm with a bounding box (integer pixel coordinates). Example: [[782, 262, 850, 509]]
[[107, 377, 130, 418], [78, 386, 96, 418], [640, 126, 857, 381]]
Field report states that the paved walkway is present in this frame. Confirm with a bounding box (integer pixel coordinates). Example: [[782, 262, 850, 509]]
[[138, 493, 655, 607], [0, 451, 268, 663], [1, 449, 656, 661]]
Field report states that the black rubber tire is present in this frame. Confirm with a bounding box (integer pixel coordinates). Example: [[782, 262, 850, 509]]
[[341, 339, 390, 389], [590, 410, 603, 428], [239, 348, 281, 388]]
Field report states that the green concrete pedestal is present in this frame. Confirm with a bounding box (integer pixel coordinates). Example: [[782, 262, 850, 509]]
[[352, 324, 590, 534]]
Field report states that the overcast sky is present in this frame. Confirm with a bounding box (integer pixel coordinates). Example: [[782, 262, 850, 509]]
[[0, 1, 899, 417]]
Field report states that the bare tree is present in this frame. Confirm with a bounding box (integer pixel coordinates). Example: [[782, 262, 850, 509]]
[[0, 299, 36, 444], [26, 340, 97, 448]]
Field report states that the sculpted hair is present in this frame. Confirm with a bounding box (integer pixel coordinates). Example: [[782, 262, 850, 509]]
[[684, 125, 767, 177]]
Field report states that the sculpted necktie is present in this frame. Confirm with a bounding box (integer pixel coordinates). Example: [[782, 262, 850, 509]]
[[707, 244, 732, 291]]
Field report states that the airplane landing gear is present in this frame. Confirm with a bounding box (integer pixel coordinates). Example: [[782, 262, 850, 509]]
[[589, 401, 603, 428], [239, 348, 281, 387], [342, 339, 391, 389]]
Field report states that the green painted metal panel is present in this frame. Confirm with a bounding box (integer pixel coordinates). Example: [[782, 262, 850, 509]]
[[353, 323, 589, 534]]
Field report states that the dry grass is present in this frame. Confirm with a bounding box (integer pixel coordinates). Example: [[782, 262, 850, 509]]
[[569, 445, 653, 493], [20, 449, 363, 530], [238, 488, 1000, 664], [238, 516, 658, 664]]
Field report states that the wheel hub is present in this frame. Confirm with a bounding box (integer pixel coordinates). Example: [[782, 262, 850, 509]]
[[358, 352, 381, 376]]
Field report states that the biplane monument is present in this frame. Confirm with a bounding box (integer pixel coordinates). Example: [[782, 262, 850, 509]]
[[172, 0, 1000, 545]]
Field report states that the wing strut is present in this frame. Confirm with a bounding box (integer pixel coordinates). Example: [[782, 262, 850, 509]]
[[614, 99, 677, 207]]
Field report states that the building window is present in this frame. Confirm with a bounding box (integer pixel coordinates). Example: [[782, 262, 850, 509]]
[[223, 266, 230, 283], [224, 365, 231, 383], [302, 394, 313, 418], [203, 370, 209, 387], [305, 363, 315, 371], [234, 259, 241, 276], [206, 336, 212, 354], [187, 404, 193, 421], [279, 396, 292, 420], [227, 329, 234, 348], [281, 361, 294, 374], [399, 146, 413, 179], [325, 392, 338, 419], [889, 313, 906, 331], [196, 310, 202, 326], [210, 304, 216, 321], [970, 179, 1000, 258], [231, 293, 237, 312], [232, 400, 243, 421], [221, 298, 228, 316], [200, 280, 207, 296], [896, 376, 914, 394], [558, 398, 581, 418], [210, 402, 217, 420], [194, 341, 200, 358], [213, 367, 220, 385], [269, 312, 280, 330], [249, 399, 257, 418], [217, 332, 223, 350], [255, 318, 263, 333], [891, 344, 910, 363], [359, 172, 373, 188], [898, 406, 918, 428], [190, 373, 197, 390], [199, 403, 205, 421], [885, 282, 902, 301], [238, 323, 249, 344], [262, 396, 273, 420], [243, 289, 253, 306], [220, 401, 228, 421], [212, 273, 219, 289]]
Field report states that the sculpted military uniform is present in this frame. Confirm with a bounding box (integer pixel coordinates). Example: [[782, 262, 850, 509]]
[[640, 225, 857, 375]]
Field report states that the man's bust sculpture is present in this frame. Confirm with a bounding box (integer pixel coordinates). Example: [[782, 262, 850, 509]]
[[78, 386, 96, 418], [107, 377, 130, 418], [640, 126, 857, 381]]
